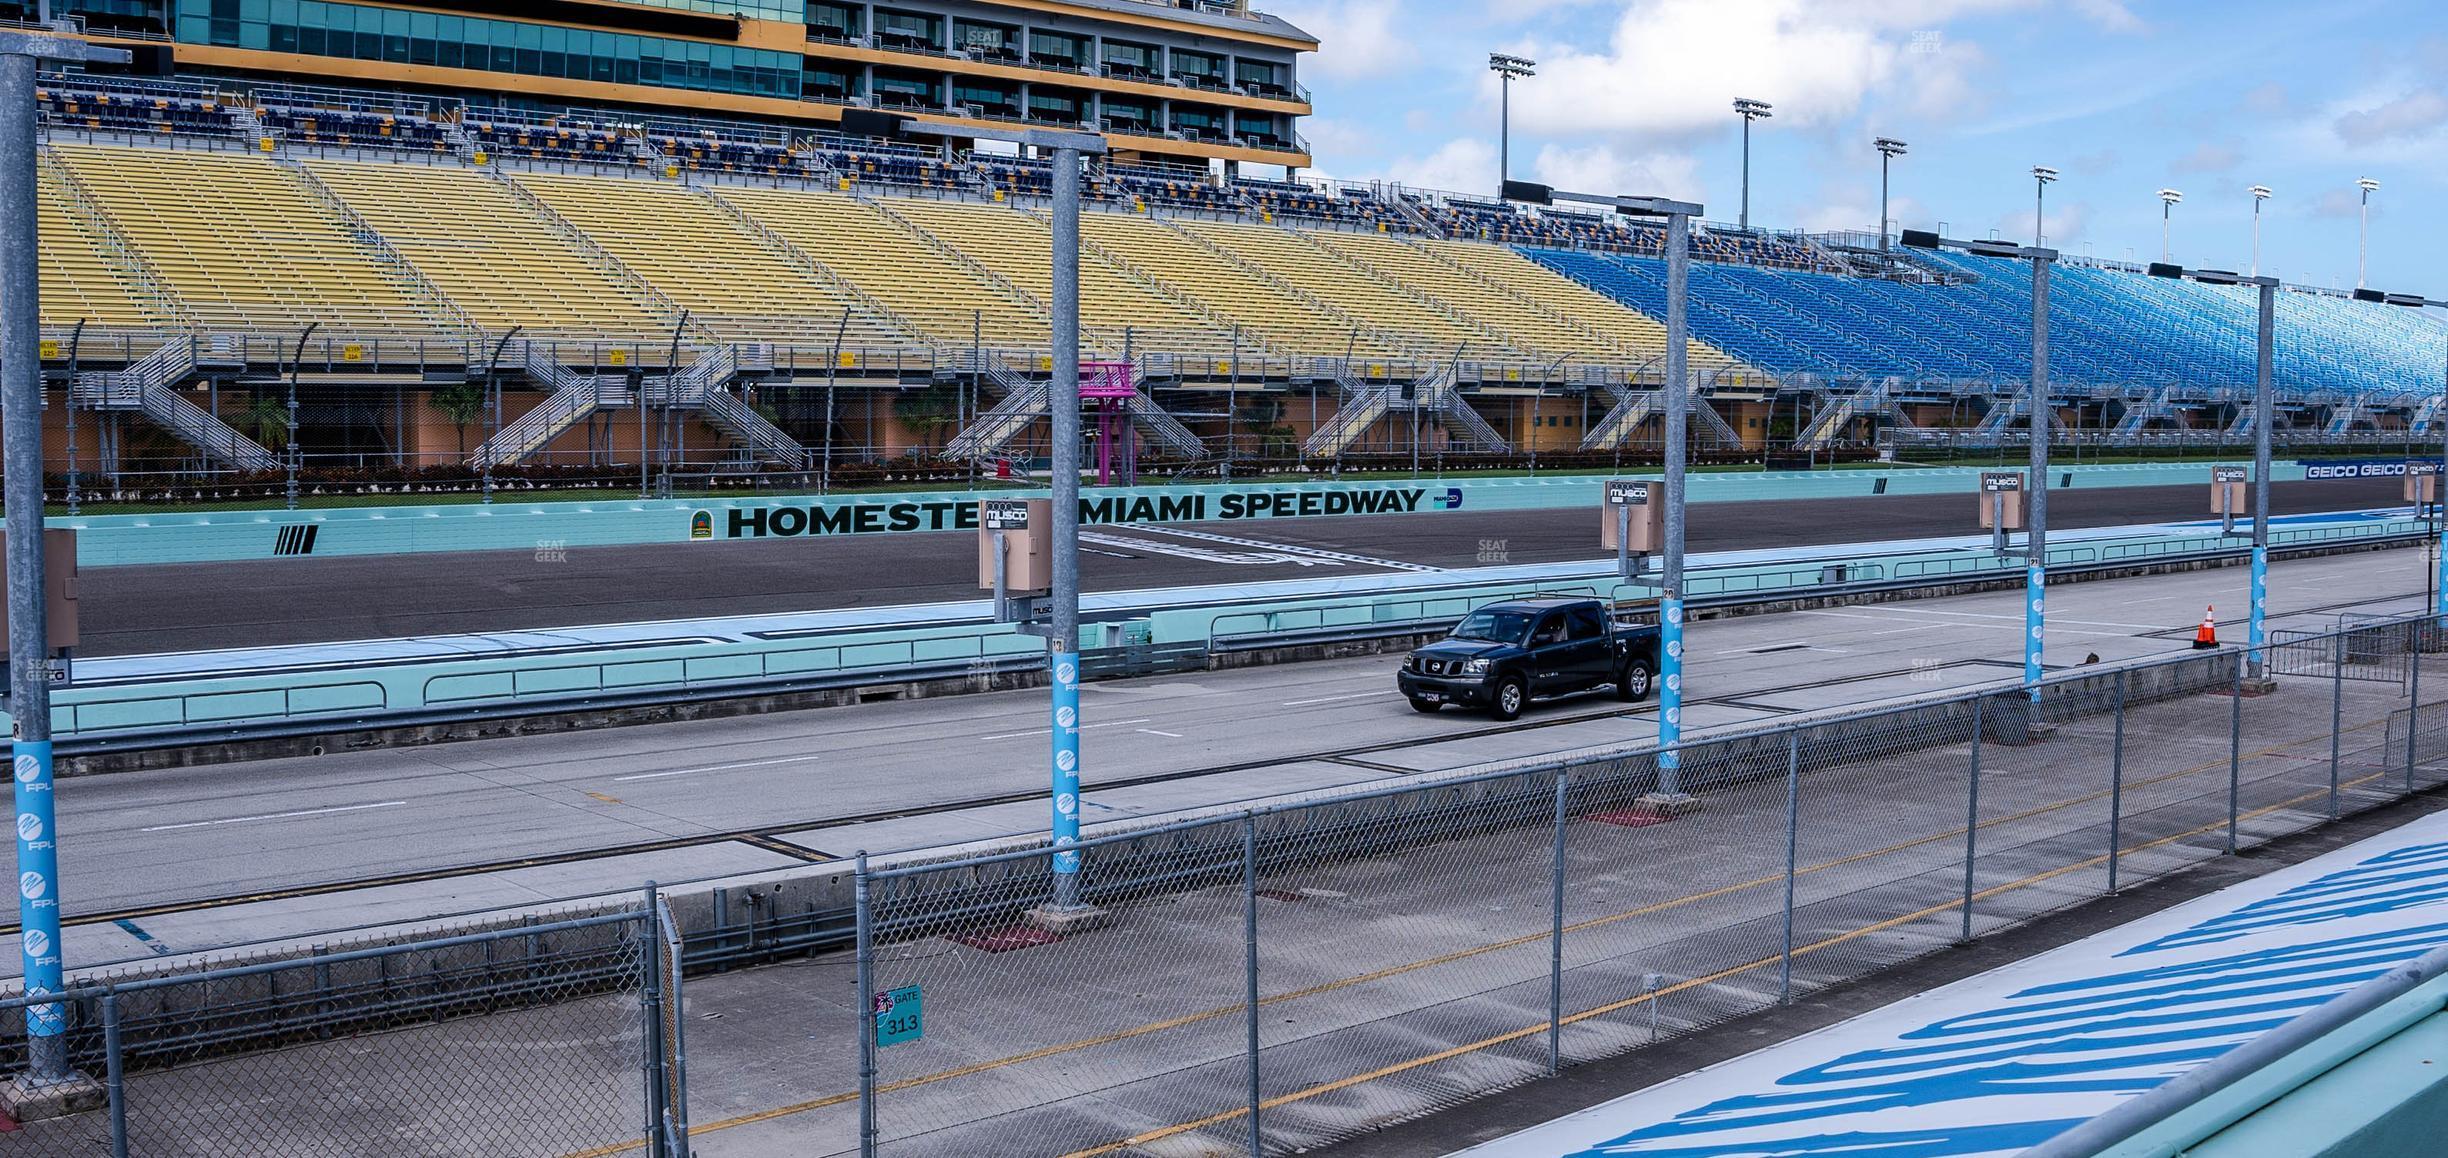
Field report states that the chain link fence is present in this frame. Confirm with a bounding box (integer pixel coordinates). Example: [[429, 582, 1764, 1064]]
[[798, 611, 2448, 1158], [0, 893, 687, 1157]]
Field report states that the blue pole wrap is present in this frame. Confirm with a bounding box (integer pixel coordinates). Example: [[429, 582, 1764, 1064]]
[[1051, 652, 1082, 878], [2249, 546, 2269, 668], [2025, 562, 2045, 701], [1659, 595, 1684, 777], [2435, 524, 2447, 623], [13, 738, 63, 1038]]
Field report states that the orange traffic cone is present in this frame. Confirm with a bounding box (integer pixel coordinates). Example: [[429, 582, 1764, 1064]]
[[2192, 606, 2219, 650]]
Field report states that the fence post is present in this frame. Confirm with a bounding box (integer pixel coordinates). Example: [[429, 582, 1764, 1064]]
[[2227, 658, 2244, 853], [639, 882, 666, 1158], [2330, 631, 2345, 819], [2408, 622, 2424, 794], [103, 992, 127, 1158], [2108, 671, 2126, 895], [855, 851, 878, 1158], [1243, 813, 1262, 1156], [1779, 730, 1800, 1004], [658, 893, 691, 1151], [1961, 696, 1983, 944], [1548, 768, 1568, 1072]]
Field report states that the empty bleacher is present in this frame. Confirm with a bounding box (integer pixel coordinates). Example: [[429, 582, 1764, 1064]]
[[882, 195, 1228, 357], [49, 143, 445, 333], [261, 105, 450, 152], [466, 112, 639, 167], [37, 76, 238, 140], [1179, 220, 1511, 361], [305, 159, 667, 338], [1077, 210, 1411, 364], [1236, 177, 1410, 230], [1424, 241, 1737, 374], [512, 171, 902, 344], [711, 184, 1045, 350], [34, 163, 164, 329], [1306, 230, 1621, 368]]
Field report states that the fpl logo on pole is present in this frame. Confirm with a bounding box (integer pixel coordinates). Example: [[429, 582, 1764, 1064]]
[[18, 871, 44, 901], [1056, 706, 1076, 728], [12, 754, 34, 783], [1056, 792, 1077, 817], [15, 814, 38, 843], [1056, 750, 1077, 773], [21, 929, 46, 960], [1056, 661, 1077, 684]]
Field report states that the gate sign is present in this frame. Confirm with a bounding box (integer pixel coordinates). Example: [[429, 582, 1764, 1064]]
[[874, 985, 923, 1047], [2211, 465, 2247, 483], [1605, 480, 1652, 506], [982, 499, 1034, 531], [1980, 472, 2024, 492]]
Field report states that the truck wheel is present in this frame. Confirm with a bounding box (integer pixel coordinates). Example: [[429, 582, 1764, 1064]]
[[1490, 676, 1528, 721], [1616, 657, 1655, 703], [1407, 696, 1441, 714]]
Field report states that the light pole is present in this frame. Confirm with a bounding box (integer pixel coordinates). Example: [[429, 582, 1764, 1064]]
[[1500, 178, 1701, 805], [1, 21, 125, 1105], [2031, 165, 2058, 247], [2157, 188, 2182, 262], [1489, 53, 1535, 193], [2356, 177, 2379, 289], [1733, 98, 1772, 231], [2249, 185, 2272, 277], [1902, 230, 2056, 705], [846, 110, 1107, 922], [1874, 137, 1907, 252]]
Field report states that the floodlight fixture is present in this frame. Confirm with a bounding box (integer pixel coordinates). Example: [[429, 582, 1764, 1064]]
[[1733, 99, 1773, 229], [1489, 52, 1536, 190], [1874, 138, 1907, 250]]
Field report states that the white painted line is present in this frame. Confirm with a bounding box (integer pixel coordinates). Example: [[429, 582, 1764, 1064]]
[[613, 754, 823, 783], [1136, 728, 1184, 738], [980, 717, 1153, 741], [1281, 690, 1396, 707], [142, 800, 406, 833]]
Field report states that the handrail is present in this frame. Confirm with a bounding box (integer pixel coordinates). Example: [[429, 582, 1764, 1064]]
[[2018, 942, 2448, 1158]]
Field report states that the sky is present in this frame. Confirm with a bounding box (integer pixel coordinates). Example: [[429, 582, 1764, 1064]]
[[1265, 0, 2448, 293]]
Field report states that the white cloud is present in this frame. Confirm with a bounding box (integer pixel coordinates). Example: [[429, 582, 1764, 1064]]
[[1495, 0, 2057, 141], [1275, 0, 1411, 79], [1989, 201, 2089, 247], [1530, 143, 1703, 202], [1386, 137, 1501, 195], [2334, 87, 2448, 145], [2173, 140, 2240, 174]]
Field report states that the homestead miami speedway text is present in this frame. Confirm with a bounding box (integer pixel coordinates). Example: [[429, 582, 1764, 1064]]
[[714, 486, 1461, 538]]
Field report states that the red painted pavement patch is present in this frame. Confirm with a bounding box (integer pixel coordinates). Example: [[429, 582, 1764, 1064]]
[[1587, 806, 1674, 828], [949, 925, 1062, 953]]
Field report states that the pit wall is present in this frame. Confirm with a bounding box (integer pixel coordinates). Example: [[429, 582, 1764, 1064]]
[[57, 461, 2312, 568]]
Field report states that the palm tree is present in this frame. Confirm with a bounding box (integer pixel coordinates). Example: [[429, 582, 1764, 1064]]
[[430, 385, 486, 454]]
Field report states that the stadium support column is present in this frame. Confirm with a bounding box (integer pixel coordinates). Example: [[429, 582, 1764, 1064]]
[[2249, 278, 2274, 682], [2438, 341, 2447, 624], [1652, 208, 1691, 806], [2026, 251, 2052, 703], [1043, 144, 1094, 922], [0, 26, 122, 1113]]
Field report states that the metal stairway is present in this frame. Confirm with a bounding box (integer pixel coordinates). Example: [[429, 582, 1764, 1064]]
[[1974, 391, 2069, 436], [73, 342, 279, 471], [468, 344, 632, 469], [1580, 383, 1744, 451], [1304, 370, 1507, 456], [1301, 377, 1394, 457], [647, 345, 805, 468], [2113, 386, 2177, 438], [1797, 381, 1915, 449], [944, 361, 1205, 461]]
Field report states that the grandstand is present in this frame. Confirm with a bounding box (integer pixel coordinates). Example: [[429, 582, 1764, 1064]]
[[18, 70, 2448, 473]]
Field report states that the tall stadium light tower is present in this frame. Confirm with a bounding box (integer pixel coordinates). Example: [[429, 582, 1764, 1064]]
[[1500, 178, 1701, 805], [2031, 165, 2058, 247], [1733, 98, 1772, 231], [1489, 53, 1535, 192], [834, 109, 1108, 929], [2157, 188, 2183, 262], [2249, 184, 2272, 277], [0, 21, 127, 1109], [1902, 229, 2055, 708], [2356, 177, 2380, 289], [1874, 137, 1907, 252]]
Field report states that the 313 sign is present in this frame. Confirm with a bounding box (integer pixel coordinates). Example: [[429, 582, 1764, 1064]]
[[873, 985, 923, 1047]]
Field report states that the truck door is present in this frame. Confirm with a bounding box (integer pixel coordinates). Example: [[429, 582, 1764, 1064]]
[[1527, 612, 1572, 691], [1564, 606, 1611, 686]]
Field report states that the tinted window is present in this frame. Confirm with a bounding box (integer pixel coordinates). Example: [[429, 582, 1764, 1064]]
[[1566, 608, 1605, 641], [1529, 614, 1567, 646], [1451, 610, 1531, 644]]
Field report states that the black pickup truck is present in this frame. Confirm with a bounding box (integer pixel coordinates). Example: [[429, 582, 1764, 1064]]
[[1396, 596, 1662, 720]]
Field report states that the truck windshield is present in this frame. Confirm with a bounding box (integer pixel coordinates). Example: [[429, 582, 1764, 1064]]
[[1451, 610, 1533, 643]]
